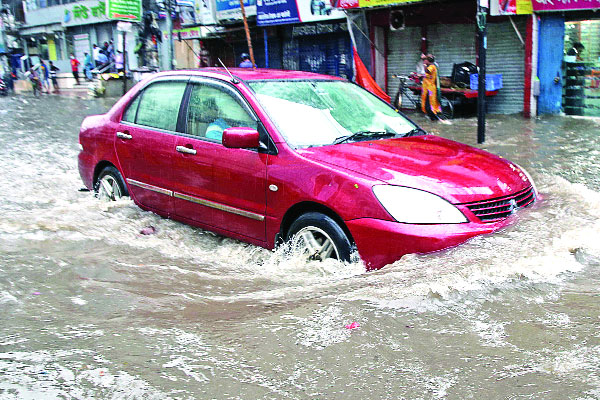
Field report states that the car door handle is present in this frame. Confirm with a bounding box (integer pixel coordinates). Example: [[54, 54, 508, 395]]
[[116, 131, 132, 140], [176, 145, 197, 155]]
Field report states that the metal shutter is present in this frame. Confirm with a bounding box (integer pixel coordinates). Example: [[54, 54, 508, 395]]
[[427, 24, 477, 77], [486, 18, 526, 114], [298, 34, 352, 79], [386, 26, 422, 109], [387, 20, 525, 114]]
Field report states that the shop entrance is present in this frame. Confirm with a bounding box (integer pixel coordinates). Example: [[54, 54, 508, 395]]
[[563, 20, 600, 116]]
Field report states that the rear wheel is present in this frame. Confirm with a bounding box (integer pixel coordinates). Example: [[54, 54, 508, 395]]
[[440, 96, 454, 120], [95, 165, 128, 201], [286, 212, 354, 262]]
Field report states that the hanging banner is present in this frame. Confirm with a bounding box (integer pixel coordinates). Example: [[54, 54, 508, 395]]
[[257, 0, 345, 26], [331, 0, 423, 9], [490, 0, 532, 15], [216, 0, 256, 22], [532, 0, 600, 11]]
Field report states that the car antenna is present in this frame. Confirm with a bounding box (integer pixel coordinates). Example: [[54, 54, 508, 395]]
[[218, 58, 239, 84]]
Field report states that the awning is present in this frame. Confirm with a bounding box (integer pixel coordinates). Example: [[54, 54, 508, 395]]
[[19, 23, 64, 36]]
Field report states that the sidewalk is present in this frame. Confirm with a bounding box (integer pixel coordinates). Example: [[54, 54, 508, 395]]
[[12, 73, 93, 98]]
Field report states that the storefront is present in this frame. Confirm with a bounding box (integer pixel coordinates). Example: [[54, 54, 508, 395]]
[[562, 20, 600, 116], [536, 1, 600, 116], [20, 0, 139, 76], [19, 1, 68, 72], [63, 0, 138, 71], [256, 0, 350, 77], [368, 0, 528, 114]]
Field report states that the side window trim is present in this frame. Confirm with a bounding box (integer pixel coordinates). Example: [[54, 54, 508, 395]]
[[177, 82, 194, 134], [183, 77, 277, 154], [120, 76, 190, 134]]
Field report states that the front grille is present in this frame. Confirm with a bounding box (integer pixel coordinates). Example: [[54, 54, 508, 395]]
[[462, 186, 536, 222]]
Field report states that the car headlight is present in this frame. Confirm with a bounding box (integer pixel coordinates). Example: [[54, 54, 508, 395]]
[[372, 185, 468, 224], [513, 163, 538, 198]]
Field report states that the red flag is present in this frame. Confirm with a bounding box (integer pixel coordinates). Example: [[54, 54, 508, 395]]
[[353, 47, 391, 103]]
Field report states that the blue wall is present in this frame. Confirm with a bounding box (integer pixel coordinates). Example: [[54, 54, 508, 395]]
[[538, 15, 565, 114]]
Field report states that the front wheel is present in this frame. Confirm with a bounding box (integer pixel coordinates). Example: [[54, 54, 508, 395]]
[[286, 212, 354, 263], [95, 165, 128, 201]]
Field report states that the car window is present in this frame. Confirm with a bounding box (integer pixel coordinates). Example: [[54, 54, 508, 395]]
[[122, 94, 141, 123], [135, 81, 187, 131], [186, 83, 257, 142]]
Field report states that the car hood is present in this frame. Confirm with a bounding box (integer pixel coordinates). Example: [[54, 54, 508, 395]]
[[297, 135, 531, 204]]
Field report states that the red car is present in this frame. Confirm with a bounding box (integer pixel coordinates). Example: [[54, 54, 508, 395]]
[[78, 69, 537, 269]]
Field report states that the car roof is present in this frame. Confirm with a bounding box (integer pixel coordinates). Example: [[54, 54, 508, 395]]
[[150, 68, 347, 82]]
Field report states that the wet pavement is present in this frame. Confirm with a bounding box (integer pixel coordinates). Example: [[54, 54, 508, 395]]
[[1, 93, 599, 399]]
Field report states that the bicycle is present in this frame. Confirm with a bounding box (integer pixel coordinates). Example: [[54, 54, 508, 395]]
[[392, 73, 454, 120]]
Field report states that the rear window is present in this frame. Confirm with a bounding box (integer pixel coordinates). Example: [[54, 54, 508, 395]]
[[132, 81, 187, 131]]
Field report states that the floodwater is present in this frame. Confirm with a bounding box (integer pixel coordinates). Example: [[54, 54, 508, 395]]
[[1, 93, 599, 399]]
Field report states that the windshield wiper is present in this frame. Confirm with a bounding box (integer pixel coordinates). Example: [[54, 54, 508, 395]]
[[333, 131, 395, 145], [404, 127, 427, 137]]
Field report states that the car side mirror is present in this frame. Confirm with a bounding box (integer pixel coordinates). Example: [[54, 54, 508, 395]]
[[222, 127, 260, 149]]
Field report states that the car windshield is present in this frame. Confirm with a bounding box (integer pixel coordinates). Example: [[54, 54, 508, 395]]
[[247, 80, 418, 148]]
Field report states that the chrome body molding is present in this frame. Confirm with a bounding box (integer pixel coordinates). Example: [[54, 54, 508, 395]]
[[126, 178, 265, 222], [126, 179, 173, 196], [173, 192, 265, 221]]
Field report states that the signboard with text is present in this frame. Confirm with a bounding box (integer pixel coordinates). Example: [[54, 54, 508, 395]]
[[490, 0, 532, 15], [257, 0, 345, 26], [63, 0, 110, 27], [332, 0, 423, 9], [532, 0, 600, 11], [106, 0, 142, 21], [216, 0, 256, 22]]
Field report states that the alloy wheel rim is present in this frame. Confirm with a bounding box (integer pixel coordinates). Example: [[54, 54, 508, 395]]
[[293, 226, 340, 261], [98, 175, 122, 201]]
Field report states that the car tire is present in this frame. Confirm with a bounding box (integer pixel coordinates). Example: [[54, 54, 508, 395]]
[[286, 212, 354, 263], [95, 165, 129, 201]]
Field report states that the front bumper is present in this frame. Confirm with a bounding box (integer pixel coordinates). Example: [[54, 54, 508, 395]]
[[346, 218, 510, 270]]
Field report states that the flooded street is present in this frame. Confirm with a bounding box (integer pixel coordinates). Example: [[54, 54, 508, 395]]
[[1, 94, 600, 399]]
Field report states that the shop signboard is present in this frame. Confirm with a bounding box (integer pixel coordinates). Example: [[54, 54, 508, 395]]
[[163, 25, 225, 40], [106, 0, 142, 21], [532, 0, 600, 11], [331, 0, 424, 9], [490, 0, 532, 14], [63, 0, 110, 27], [257, 0, 345, 26], [216, 0, 256, 22]]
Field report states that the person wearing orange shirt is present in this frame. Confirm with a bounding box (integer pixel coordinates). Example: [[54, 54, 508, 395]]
[[70, 54, 81, 86]]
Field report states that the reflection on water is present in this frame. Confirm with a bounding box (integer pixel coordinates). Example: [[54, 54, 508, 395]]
[[1, 95, 599, 398]]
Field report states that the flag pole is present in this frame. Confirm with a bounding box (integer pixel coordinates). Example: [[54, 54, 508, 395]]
[[239, 0, 256, 69]]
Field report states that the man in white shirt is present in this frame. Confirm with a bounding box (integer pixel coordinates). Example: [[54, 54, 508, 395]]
[[92, 44, 101, 67]]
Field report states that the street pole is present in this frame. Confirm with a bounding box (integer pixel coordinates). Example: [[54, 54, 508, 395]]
[[476, 0, 488, 144], [123, 30, 127, 95], [239, 0, 255, 68], [165, 0, 174, 70]]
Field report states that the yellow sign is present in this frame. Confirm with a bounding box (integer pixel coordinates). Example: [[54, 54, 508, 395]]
[[358, 0, 422, 7], [48, 39, 57, 61], [516, 0, 533, 14]]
